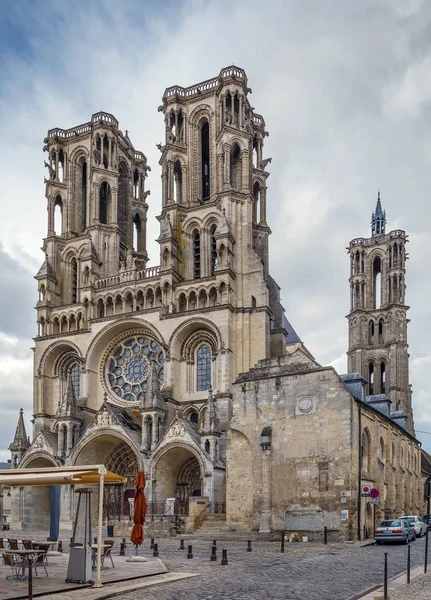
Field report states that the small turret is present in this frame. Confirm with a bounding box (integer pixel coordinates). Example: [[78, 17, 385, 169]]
[[139, 361, 166, 452], [9, 409, 30, 468], [200, 386, 221, 461], [371, 191, 386, 236]]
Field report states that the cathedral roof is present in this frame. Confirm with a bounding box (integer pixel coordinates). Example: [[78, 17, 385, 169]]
[[284, 316, 301, 344], [9, 409, 30, 452], [35, 257, 57, 282]]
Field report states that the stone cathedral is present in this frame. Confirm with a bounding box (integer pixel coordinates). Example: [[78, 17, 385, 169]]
[[10, 67, 422, 540]]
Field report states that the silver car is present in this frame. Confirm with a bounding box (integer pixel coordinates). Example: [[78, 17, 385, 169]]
[[375, 519, 416, 544], [398, 515, 427, 537]]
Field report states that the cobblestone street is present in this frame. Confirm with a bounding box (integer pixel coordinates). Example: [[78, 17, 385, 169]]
[[116, 536, 428, 600]]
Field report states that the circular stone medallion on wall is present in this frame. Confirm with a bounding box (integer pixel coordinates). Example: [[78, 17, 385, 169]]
[[298, 396, 313, 414]]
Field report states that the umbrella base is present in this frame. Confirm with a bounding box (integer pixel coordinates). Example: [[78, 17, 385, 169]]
[[126, 555, 148, 562]]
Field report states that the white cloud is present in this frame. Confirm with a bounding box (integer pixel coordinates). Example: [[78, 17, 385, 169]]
[[0, 0, 430, 455]]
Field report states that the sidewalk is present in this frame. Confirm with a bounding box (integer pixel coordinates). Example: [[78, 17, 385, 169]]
[[358, 566, 431, 599]]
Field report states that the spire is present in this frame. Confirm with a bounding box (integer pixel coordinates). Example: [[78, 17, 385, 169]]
[[56, 376, 78, 419], [371, 190, 386, 236], [201, 386, 221, 435], [9, 408, 30, 452], [141, 360, 163, 410]]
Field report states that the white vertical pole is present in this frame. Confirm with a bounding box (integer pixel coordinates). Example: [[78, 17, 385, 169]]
[[95, 473, 104, 588]]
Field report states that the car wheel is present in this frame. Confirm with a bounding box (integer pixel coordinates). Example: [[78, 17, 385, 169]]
[[412, 533, 416, 541]]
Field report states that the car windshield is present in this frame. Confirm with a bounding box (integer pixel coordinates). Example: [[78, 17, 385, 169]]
[[406, 518, 415, 523], [379, 520, 402, 527]]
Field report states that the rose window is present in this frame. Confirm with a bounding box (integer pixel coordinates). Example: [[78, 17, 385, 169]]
[[107, 336, 164, 402]]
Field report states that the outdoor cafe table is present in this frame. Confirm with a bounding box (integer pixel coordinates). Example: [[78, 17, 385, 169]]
[[3, 548, 46, 580], [32, 540, 59, 563]]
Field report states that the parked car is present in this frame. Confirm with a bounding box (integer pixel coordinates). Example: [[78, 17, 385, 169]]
[[398, 515, 427, 537], [374, 519, 415, 544]]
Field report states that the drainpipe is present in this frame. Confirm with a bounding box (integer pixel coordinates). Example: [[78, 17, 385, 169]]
[[357, 396, 363, 541]]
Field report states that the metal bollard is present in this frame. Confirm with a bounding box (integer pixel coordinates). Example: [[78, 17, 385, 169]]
[[58, 541, 63, 553], [69, 537, 73, 549], [187, 545, 193, 559], [407, 543, 411, 584], [153, 543, 159, 557], [221, 549, 228, 565], [119, 542, 125, 556], [384, 552, 388, 599], [247, 540, 252, 552], [324, 526, 328, 545], [28, 559, 33, 600], [150, 538, 155, 549], [179, 539, 185, 550], [210, 545, 217, 561], [281, 533, 285, 553], [213, 539, 217, 547], [122, 537, 126, 547]]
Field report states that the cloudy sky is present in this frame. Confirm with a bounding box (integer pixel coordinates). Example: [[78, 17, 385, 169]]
[[0, 0, 430, 458]]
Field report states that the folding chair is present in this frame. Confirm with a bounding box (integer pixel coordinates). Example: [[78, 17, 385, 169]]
[[102, 540, 115, 568], [3, 553, 22, 581], [32, 544, 49, 577], [7, 539, 19, 551]]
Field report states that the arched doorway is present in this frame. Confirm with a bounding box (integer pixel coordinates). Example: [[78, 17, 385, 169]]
[[73, 434, 140, 523], [154, 447, 202, 511], [20, 456, 57, 530]]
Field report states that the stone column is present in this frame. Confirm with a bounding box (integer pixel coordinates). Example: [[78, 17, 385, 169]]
[[48, 196, 55, 235], [66, 423, 73, 456], [161, 172, 168, 208], [222, 95, 227, 126], [181, 166, 188, 206], [241, 150, 249, 192], [238, 95, 243, 128], [168, 162, 174, 204], [260, 186, 267, 224], [110, 188, 118, 225], [140, 414, 147, 451], [108, 137, 112, 168], [219, 99, 223, 132], [58, 426, 64, 458], [259, 438, 272, 533]]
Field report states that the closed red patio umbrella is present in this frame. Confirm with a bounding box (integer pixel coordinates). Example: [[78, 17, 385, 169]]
[[130, 471, 148, 550]]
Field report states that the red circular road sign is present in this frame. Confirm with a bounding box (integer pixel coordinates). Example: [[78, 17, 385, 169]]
[[370, 488, 380, 498]]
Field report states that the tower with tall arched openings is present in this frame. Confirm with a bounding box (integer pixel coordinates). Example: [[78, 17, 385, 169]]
[[347, 192, 413, 433]]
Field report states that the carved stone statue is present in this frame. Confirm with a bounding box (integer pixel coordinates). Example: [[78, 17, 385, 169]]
[[261, 157, 272, 170], [126, 247, 134, 269], [156, 143, 166, 153]]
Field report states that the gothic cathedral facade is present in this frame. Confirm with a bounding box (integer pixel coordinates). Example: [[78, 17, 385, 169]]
[[10, 67, 422, 538]]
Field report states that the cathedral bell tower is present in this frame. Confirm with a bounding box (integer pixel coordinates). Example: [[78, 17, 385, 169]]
[[347, 193, 413, 433], [37, 112, 150, 334]]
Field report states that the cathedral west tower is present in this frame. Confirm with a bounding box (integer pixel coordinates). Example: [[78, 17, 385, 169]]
[[347, 193, 413, 433]]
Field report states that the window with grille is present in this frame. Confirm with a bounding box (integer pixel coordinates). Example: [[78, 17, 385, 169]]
[[193, 230, 201, 279]]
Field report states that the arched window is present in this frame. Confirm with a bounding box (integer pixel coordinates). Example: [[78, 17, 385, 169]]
[[174, 161, 182, 204], [230, 144, 241, 191], [133, 213, 141, 252], [193, 229, 201, 279], [379, 437, 385, 461], [378, 319, 384, 340], [361, 428, 371, 473], [58, 149, 65, 182], [118, 164, 128, 236], [133, 169, 140, 199], [368, 320, 374, 345], [99, 182, 110, 224], [380, 362, 386, 394], [146, 418, 153, 451], [210, 224, 217, 273], [393, 243, 398, 267], [71, 258, 78, 303], [205, 440, 210, 453], [368, 363, 374, 395], [102, 134, 109, 168], [190, 411, 199, 425], [373, 257, 382, 309], [197, 344, 211, 391], [253, 181, 261, 223], [70, 363, 81, 397], [54, 195, 63, 235], [200, 120, 210, 199], [80, 160, 87, 231]]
